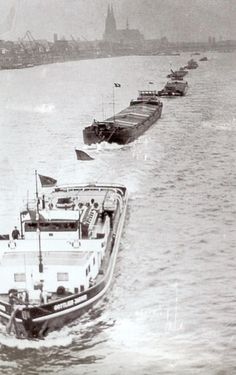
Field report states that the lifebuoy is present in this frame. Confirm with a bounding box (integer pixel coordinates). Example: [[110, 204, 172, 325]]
[[56, 286, 65, 295], [8, 241, 16, 249]]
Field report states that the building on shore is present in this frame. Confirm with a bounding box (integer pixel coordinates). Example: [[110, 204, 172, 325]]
[[103, 4, 144, 48]]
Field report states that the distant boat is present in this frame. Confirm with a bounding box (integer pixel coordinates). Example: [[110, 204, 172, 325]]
[[154, 51, 180, 56], [192, 52, 200, 55], [167, 68, 188, 80], [158, 80, 188, 97], [185, 59, 198, 69], [199, 57, 208, 61], [83, 91, 163, 145]]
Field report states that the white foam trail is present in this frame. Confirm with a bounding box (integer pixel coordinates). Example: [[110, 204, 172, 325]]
[[35, 104, 55, 113], [6, 103, 55, 114], [0, 325, 73, 349]]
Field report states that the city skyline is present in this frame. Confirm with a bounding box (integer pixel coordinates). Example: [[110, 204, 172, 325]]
[[0, 0, 235, 42]]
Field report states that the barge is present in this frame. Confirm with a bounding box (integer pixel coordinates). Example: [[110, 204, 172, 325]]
[[199, 57, 208, 61], [158, 80, 188, 97], [167, 69, 188, 80], [83, 91, 163, 145], [0, 183, 128, 339], [185, 59, 198, 69]]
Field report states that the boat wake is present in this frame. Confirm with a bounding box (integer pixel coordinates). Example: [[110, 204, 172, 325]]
[[6, 103, 55, 114], [0, 324, 73, 349], [83, 141, 130, 152], [0, 307, 115, 350], [34, 104, 56, 114]]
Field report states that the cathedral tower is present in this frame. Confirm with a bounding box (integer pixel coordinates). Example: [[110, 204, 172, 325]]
[[103, 4, 117, 41]]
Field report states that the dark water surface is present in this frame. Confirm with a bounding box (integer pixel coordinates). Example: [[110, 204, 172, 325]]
[[0, 52, 236, 374]]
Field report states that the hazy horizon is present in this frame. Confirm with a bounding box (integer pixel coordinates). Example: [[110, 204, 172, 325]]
[[0, 0, 235, 42]]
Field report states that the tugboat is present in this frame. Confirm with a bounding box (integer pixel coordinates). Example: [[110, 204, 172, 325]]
[[0, 182, 128, 339], [158, 80, 188, 97], [83, 91, 163, 145], [199, 57, 208, 61], [185, 59, 198, 69], [167, 68, 188, 80]]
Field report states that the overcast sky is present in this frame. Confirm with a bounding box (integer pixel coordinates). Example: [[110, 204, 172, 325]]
[[0, 0, 235, 42]]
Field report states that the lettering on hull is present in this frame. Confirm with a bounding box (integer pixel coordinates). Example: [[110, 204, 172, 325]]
[[53, 294, 87, 311]]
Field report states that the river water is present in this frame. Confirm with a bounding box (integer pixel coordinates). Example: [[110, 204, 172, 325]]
[[0, 52, 235, 374]]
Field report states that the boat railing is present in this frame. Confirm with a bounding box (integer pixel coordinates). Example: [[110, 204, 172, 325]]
[[138, 90, 159, 96]]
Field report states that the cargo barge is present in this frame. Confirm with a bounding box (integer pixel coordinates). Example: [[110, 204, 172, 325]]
[[158, 80, 188, 97], [167, 68, 188, 80], [83, 91, 163, 145], [185, 59, 198, 69]]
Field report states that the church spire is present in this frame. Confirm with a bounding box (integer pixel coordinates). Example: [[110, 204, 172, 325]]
[[103, 3, 117, 41], [110, 4, 114, 17], [110, 3, 116, 30]]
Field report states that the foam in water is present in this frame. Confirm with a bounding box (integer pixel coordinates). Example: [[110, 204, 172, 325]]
[[0, 326, 73, 349], [6, 103, 55, 113], [35, 104, 55, 113]]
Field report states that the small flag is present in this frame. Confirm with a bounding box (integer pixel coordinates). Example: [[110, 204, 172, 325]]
[[75, 149, 94, 161], [38, 174, 57, 187], [149, 81, 154, 84], [27, 209, 46, 222], [114, 83, 121, 87]]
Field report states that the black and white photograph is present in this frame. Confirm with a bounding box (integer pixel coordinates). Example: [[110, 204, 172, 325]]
[[0, 0, 235, 374]]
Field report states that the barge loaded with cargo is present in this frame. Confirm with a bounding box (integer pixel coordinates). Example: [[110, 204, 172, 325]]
[[83, 91, 163, 145], [158, 80, 188, 97], [0, 182, 128, 339]]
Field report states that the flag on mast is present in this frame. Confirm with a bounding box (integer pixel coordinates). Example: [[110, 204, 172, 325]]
[[75, 149, 94, 161], [38, 174, 57, 187], [114, 83, 121, 87]]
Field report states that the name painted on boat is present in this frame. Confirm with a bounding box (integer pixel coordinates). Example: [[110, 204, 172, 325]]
[[54, 295, 87, 311]]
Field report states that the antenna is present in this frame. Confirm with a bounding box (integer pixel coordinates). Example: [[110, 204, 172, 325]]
[[35, 170, 43, 273], [112, 85, 116, 123], [101, 95, 105, 119]]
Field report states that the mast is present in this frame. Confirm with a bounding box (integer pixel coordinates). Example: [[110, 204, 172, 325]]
[[112, 84, 116, 123], [35, 170, 43, 273], [77, 205, 81, 239], [112, 83, 121, 123], [101, 95, 105, 119]]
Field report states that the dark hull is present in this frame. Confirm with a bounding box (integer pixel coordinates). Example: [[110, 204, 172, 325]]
[[158, 85, 188, 97], [83, 104, 162, 145], [186, 66, 198, 69], [167, 72, 188, 79], [0, 268, 112, 338]]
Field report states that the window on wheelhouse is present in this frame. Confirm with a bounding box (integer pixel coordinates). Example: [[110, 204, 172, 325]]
[[57, 272, 69, 281], [25, 222, 78, 232], [14, 273, 26, 282]]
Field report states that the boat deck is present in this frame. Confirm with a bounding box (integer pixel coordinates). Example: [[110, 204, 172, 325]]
[[101, 103, 159, 129], [1, 250, 93, 267]]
